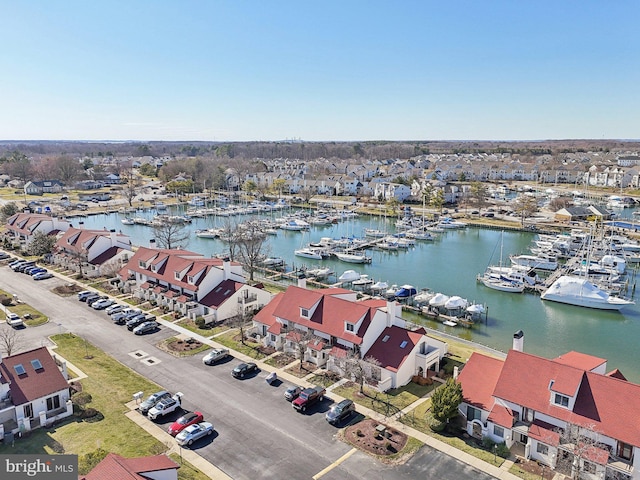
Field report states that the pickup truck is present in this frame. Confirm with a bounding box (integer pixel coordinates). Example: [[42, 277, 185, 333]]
[[148, 392, 183, 420], [292, 386, 325, 412]]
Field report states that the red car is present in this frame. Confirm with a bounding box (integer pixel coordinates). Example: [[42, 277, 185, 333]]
[[167, 411, 204, 436]]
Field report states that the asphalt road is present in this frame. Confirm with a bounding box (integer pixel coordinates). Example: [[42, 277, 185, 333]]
[[0, 265, 497, 480]]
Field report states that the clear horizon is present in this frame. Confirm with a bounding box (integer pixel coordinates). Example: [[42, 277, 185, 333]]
[[2, 1, 639, 143]]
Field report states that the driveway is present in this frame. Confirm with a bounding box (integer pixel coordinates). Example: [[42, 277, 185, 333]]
[[0, 268, 496, 480]]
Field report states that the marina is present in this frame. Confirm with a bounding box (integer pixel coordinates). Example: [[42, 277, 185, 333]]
[[73, 204, 640, 382]]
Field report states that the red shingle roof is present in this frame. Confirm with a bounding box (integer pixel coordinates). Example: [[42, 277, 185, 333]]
[[79, 453, 179, 480], [364, 326, 426, 372], [553, 351, 606, 372], [0, 347, 69, 405], [457, 352, 504, 411], [487, 404, 514, 428]]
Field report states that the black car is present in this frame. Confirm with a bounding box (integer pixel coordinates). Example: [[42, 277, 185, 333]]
[[126, 315, 147, 331], [86, 295, 107, 306], [325, 399, 356, 425], [231, 362, 258, 379]]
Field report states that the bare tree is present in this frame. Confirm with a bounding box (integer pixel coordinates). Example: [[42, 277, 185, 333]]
[[235, 220, 270, 282], [66, 249, 89, 278], [153, 222, 190, 250], [0, 325, 25, 356], [121, 165, 142, 207], [554, 423, 606, 480], [226, 303, 255, 345], [286, 328, 316, 368], [513, 194, 539, 227], [340, 349, 383, 394]]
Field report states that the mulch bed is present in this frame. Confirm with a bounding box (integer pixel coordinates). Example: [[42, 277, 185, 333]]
[[52, 284, 83, 296], [165, 338, 204, 353], [343, 419, 408, 461], [285, 361, 317, 378], [268, 353, 296, 368]]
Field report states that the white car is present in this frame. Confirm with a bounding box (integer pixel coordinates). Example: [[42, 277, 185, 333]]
[[203, 348, 230, 365], [175, 421, 214, 446], [92, 298, 114, 310], [105, 304, 124, 315], [6, 312, 24, 328], [148, 393, 183, 421]]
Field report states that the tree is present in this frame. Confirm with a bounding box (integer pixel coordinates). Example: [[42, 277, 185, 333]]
[[513, 194, 539, 227], [0, 202, 18, 222], [67, 249, 89, 278], [340, 349, 383, 394], [299, 186, 314, 204], [3, 150, 32, 182], [469, 182, 489, 208], [272, 179, 287, 198], [153, 222, 190, 250], [286, 328, 316, 368], [554, 423, 605, 480], [27, 230, 57, 257], [227, 303, 255, 346], [52, 155, 82, 183], [430, 377, 463, 423], [385, 197, 401, 216], [121, 166, 142, 207], [242, 180, 257, 197], [0, 325, 25, 356], [235, 220, 270, 281], [138, 163, 157, 177], [431, 189, 445, 214]]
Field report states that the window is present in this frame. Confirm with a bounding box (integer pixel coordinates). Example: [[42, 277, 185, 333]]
[[467, 406, 482, 421], [187, 276, 194, 283], [382, 335, 390, 342], [537, 443, 549, 455], [400, 340, 408, 349], [14, 364, 26, 376], [30, 359, 43, 371], [345, 322, 355, 332], [618, 442, 633, 460], [554, 394, 569, 407], [174, 272, 180, 279], [270, 334, 276, 342], [24, 403, 33, 419], [300, 308, 309, 318], [493, 425, 504, 438], [46, 395, 60, 411], [583, 461, 596, 474], [138, 261, 146, 268]]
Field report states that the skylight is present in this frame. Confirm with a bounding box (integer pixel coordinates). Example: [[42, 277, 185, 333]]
[[400, 341, 408, 349], [14, 364, 26, 375], [31, 359, 43, 370], [382, 335, 390, 342]]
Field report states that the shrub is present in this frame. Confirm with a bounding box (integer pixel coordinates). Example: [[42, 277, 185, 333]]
[[482, 436, 496, 450], [78, 448, 109, 475], [496, 442, 511, 458], [195, 317, 206, 328], [0, 295, 13, 306], [426, 412, 446, 432]]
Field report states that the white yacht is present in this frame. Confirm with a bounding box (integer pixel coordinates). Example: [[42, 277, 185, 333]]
[[541, 275, 635, 311]]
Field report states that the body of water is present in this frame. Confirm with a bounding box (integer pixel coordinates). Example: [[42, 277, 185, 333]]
[[74, 206, 640, 381]]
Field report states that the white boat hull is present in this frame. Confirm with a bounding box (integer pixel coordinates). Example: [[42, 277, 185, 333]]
[[541, 275, 634, 311]]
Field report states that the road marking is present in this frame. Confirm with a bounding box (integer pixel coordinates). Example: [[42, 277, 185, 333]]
[[312, 448, 357, 479]]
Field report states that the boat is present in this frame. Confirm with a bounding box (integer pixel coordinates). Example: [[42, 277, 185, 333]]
[[384, 284, 399, 298], [479, 274, 525, 293], [394, 284, 417, 299], [370, 281, 389, 293], [195, 228, 222, 239], [334, 252, 372, 264], [261, 257, 285, 267], [338, 270, 361, 283], [428, 293, 450, 308], [510, 254, 558, 271], [352, 275, 374, 287], [294, 247, 324, 260], [280, 219, 310, 231], [121, 217, 135, 225], [541, 275, 635, 311], [364, 228, 386, 238], [305, 267, 333, 279]]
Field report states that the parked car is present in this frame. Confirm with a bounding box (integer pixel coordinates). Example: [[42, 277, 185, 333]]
[[5, 312, 24, 328], [175, 422, 214, 447], [231, 362, 258, 379], [148, 394, 182, 420], [139, 391, 171, 415], [24, 266, 42, 275], [167, 411, 204, 436], [126, 315, 147, 331], [9, 260, 25, 269], [77, 290, 94, 301], [284, 385, 303, 402], [325, 399, 356, 425], [28, 268, 47, 276], [105, 304, 124, 315], [84, 294, 103, 305], [33, 272, 53, 280], [202, 348, 230, 365], [0, 252, 10, 260], [133, 321, 158, 335], [292, 386, 326, 412], [92, 298, 114, 310], [16, 262, 36, 272]]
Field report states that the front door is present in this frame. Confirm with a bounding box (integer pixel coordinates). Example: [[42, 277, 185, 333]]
[[24, 403, 33, 419]]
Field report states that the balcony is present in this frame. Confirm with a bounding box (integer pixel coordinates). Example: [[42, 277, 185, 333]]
[[238, 294, 258, 304]]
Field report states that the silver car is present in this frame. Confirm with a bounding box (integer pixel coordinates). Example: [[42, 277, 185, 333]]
[[175, 422, 214, 446]]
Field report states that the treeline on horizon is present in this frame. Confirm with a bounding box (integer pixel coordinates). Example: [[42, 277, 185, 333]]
[[0, 139, 636, 161]]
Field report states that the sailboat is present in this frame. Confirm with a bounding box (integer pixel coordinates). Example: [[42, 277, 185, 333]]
[[478, 231, 525, 293]]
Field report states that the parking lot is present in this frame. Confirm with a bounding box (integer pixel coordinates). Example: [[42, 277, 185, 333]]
[[0, 266, 497, 480]]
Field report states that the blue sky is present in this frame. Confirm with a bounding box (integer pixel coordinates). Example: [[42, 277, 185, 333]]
[[1, 1, 638, 142]]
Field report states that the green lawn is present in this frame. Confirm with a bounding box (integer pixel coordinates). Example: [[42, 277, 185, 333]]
[[176, 318, 231, 338], [169, 454, 212, 480], [332, 381, 436, 417], [214, 330, 268, 359], [0, 334, 164, 461], [0, 287, 48, 326]]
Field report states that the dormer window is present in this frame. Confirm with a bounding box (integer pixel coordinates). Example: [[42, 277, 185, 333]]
[[174, 271, 180, 280], [300, 308, 310, 319], [139, 261, 147, 268], [345, 322, 355, 332], [187, 276, 194, 284], [151, 265, 158, 272], [553, 393, 569, 408]]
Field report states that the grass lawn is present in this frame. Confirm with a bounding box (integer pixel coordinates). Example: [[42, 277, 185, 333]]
[[398, 399, 505, 468], [169, 454, 212, 480], [214, 330, 269, 359], [176, 318, 230, 338], [509, 464, 543, 480], [0, 333, 165, 462], [307, 372, 341, 388], [0, 288, 48, 326], [333, 381, 436, 417], [264, 353, 296, 368]]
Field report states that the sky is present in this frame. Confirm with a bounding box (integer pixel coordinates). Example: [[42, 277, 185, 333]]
[[1, 1, 638, 142]]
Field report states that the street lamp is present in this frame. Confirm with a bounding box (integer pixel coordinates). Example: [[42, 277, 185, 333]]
[[494, 444, 497, 462]]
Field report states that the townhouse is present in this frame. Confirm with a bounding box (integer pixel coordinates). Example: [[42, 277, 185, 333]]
[[0, 347, 73, 439], [117, 246, 271, 323], [4, 212, 70, 245], [80, 453, 179, 480], [253, 280, 446, 391], [50, 227, 133, 278], [458, 332, 640, 480]]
